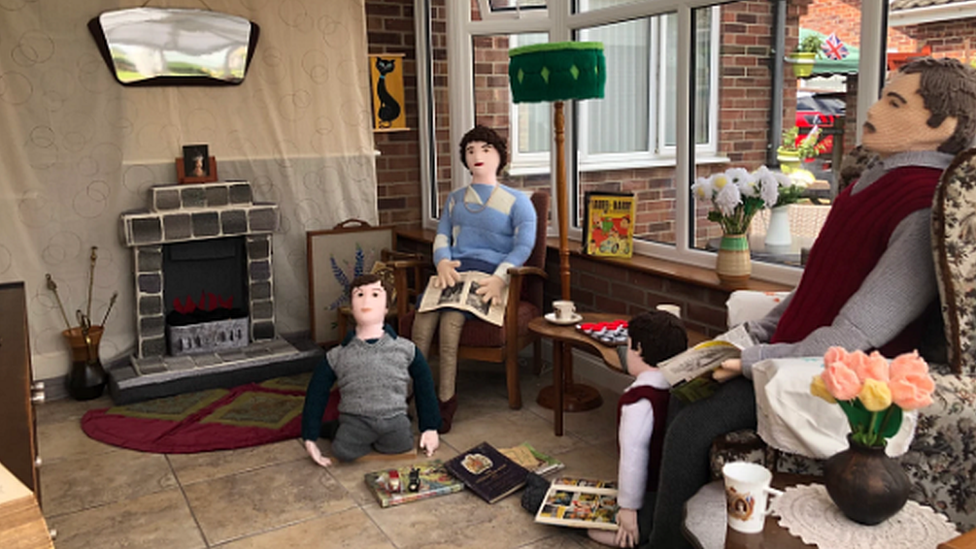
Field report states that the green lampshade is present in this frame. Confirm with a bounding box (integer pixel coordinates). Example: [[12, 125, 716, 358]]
[[508, 41, 606, 104]]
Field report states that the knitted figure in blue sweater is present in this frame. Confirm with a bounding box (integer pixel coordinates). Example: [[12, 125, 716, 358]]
[[411, 126, 537, 433], [302, 274, 441, 467]]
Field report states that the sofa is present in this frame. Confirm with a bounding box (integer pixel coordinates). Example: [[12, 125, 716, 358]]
[[711, 147, 976, 532]]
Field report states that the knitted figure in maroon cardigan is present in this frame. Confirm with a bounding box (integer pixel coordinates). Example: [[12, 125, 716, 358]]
[[588, 310, 687, 548]]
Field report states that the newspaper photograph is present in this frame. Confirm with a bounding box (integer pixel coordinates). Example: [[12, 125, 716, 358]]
[[417, 271, 507, 326], [657, 324, 757, 402]]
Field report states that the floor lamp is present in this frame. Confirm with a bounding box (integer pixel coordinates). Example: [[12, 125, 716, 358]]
[[509, 42, 607, 412]]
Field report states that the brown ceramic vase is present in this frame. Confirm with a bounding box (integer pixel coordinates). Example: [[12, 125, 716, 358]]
[[823, 434, 910, 525]]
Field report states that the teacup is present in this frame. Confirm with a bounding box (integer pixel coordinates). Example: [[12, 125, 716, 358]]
[[721, 462, 784, 534], [552, 300, 576, 321], [656, 303, 681, 319]]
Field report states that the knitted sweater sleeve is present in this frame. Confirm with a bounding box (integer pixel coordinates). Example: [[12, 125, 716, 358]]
[[301, 356, 337, 441], [408, 347, 442, 433], [492, 192, 537, 283], [740, 209, 936, 377], [433, 192, 457, 266], [617, 399, 655, 510]]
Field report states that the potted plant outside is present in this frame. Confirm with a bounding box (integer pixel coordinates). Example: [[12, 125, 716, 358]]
[[776, 126, 820, 172], [790, 34, 822, 78]]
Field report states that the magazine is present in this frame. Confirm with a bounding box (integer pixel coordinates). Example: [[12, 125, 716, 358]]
[[582, 192, 636, 258], [417, 271, 506, 326], [444, 441, 529, 504], [499, 442, 565, 476], [534, 477, 620, 531], [658, 324, 756, 403], [363, 460, 465, 508]]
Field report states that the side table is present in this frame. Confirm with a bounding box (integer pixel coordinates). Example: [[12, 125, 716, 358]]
[[528, 313, 625, 436]]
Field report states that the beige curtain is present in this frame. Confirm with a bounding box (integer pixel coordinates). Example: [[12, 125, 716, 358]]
[[0, 0, 376, 379]]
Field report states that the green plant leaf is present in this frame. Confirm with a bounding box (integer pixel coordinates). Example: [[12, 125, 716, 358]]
[[879, 406, 903, 438], [838, 399, 871, 431]]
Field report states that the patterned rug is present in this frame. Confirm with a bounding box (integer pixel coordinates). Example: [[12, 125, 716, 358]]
[[81, 373, 340, 453]]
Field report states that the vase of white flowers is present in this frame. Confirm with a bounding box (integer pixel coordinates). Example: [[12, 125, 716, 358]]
[[763, 170, 810, 250], [693, 167, 790, 284]]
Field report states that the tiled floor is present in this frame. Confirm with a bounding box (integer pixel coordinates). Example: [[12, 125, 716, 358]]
[[38, 360, 623, 549]]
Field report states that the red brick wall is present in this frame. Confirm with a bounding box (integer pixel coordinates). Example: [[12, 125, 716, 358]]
[[366, 0, 424, 228]]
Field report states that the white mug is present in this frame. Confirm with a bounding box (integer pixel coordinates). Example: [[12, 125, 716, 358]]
[[656, 303, 681, 319], [721, 462, 784, 534], [552, 300, 576, 320]]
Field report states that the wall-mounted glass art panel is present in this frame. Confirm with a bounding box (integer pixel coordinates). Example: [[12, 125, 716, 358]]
[[88, 8, 260, 86]]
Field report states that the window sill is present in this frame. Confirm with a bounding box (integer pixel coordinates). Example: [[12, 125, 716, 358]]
[[394, 228, 791, 293], [507, 154, 732, 177]]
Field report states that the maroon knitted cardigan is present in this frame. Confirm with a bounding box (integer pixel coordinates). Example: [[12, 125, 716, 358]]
[[770, 166, 942, 355], [617, 385, 670, 494]]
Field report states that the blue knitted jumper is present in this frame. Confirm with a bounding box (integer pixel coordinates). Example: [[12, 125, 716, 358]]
[[433, 183, 537, 282]]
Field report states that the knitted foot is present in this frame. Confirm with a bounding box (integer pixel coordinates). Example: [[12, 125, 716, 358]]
[[438, 396, 458, 434]]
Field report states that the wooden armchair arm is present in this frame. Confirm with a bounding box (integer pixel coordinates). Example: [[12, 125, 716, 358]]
[[940, 529, 976, 549], [506, 266, 548, 279]]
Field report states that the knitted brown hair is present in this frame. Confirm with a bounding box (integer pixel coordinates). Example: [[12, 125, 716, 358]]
[[459, 125, 509, 175], [628, 310, 688, 366], [900, 57, 976, 155]]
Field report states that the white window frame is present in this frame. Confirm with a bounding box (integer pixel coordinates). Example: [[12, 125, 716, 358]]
[[509, 8, 723, 175], [427, 0, 889, 287]]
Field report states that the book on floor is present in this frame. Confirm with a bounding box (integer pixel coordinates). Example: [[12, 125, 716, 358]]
[[534, 477, 620, 531], [498, 442, 565, 476], [444, 441, 530, 504], [363, 459, 464, 508]]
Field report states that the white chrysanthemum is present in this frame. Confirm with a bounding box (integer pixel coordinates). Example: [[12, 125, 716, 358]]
[[725, 167, 752, 188], [711, 173, 729, 190], [753, 166, 780, 206], [691, 177, 714, 202], [714, 181, 742, 216]]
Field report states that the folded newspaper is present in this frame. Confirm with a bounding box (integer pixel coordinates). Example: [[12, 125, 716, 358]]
[[658, 324, 756, 403], [417, 271, 507, 326]]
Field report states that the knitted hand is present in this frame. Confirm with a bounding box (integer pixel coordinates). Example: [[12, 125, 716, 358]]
[[615, 508, 639, 548], [304, 439, 332, 468], [434, 259, 462, 289], [419, 429, 439, 457], [713, 358, 743, 382], [475, 275, 505, 306]]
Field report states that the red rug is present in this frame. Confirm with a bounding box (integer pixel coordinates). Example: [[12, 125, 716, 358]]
[[82, 373, 340, 453]]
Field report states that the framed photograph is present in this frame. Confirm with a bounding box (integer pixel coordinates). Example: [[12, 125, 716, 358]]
[[368, 53, 408, 132], [176, 144, 219, 184], [582, 192, 636, 258], [307, 221, 396, 346]]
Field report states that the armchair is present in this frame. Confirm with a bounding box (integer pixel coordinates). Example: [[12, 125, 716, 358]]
[[711, 147, 976, 532], [397, 191, 550, 409]]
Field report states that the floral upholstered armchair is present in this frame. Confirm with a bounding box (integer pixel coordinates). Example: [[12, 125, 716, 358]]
[[711, 147, 976, 532]]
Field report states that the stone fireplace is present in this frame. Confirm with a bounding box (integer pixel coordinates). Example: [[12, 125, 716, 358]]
[[109, 181, 321, 403]]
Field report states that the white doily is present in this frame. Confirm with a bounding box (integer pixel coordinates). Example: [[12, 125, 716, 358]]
[[771, 484, 959, 549]]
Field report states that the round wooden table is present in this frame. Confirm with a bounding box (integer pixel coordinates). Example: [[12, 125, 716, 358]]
[[528, 312, 628, 436]]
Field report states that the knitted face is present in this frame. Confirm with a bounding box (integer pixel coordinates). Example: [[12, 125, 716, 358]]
[[350, 280, 387, 329], [464, 140, 500, 184], [862, 72, 958, 157]]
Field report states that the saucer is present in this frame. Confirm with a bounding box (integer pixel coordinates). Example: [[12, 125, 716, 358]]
[[544, 312, 583, 325]]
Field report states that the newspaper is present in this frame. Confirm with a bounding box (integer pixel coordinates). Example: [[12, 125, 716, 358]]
[[658, 324, 756, 403], [417, 271, 506, 326]]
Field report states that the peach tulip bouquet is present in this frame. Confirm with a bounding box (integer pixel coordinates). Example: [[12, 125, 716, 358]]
[[810, 347, 935, 448]]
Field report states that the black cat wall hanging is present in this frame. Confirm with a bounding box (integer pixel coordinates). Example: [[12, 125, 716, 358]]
[[369, 53, 408, 132]]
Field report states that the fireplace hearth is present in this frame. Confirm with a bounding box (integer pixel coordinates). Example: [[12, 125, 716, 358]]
[[110, 181, 321, 404]]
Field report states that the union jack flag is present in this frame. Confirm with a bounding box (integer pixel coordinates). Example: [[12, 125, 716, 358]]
[[822, 33, 849, 61]]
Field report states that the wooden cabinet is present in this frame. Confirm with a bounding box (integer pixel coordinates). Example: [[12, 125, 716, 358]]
[[0, 282, 42, 501], [0, 462, 53, 549]]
